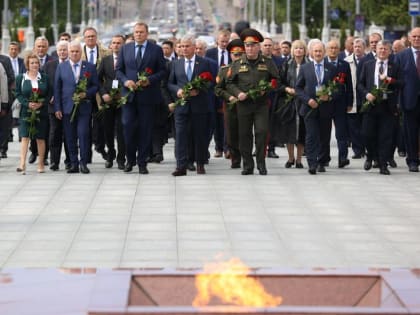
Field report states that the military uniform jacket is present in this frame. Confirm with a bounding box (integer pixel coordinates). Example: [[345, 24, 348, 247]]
[[226, 53, 279, 113], [214, 65, 233, 103]]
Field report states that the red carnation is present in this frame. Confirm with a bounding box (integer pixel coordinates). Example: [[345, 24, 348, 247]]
[[199, 72, 213, 82], [84, 72, 91, 78], [270, 78, 277, 89], [384, 77, 395, 85], [32, 88, 39, 93], [145, 67, 153, 75]]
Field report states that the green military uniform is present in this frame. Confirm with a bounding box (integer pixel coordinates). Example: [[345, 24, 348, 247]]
[[215, 65, 241, 168], [226, 52, 279, 174]]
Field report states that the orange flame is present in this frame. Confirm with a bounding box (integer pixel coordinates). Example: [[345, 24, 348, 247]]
[[192, 258, 282, 307]]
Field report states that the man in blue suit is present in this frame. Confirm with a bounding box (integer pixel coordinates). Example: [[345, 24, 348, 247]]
[[296, 41, 338, 175], [395, 27, 420, 172], [168, 35, 214, 176], [54, 41, 99, 174], [325, 39, 353, 168], [116, 22, 166, 174]]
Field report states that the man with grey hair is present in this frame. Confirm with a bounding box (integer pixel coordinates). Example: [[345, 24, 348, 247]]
[[168, 34, 214, 176], [54, 40, 99, 174], [195, 39, 208, 57]]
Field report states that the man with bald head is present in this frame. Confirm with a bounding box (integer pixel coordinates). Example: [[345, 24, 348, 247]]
[[395, 27, 420, 172], [392, 40, 406, 54]]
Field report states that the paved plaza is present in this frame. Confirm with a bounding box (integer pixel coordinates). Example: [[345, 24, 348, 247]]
[[0, 129, 420, 269]]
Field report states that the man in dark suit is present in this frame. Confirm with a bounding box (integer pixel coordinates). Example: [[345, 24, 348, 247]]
[[54, 41, 99, 174], [357, 40, 401, 175], [357, 32, 382, 74], [116, 22, 166, 174], [44, 40, 71, 171], [325, 39, 353, 168], [296, 41, 338, 174], [168, 34, 214, 176], [338, 36, 354, 60], [98, 34, 126, 170], [205, 29, 231, 158], [0, 42, 19, 158], [395, 27, 420, 172]]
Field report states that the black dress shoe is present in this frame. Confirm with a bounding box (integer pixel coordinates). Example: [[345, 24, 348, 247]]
[[105, 160, 113, 168], [352, 153, 364, 159], [241, 169, 253, 175], [1, 152, 7, 158], [295, 162, 304, 169], [196, 164, 206, 174], [187, 163, 196, 171], [231, 162, 241, 169], [28, 153, 36, 164], [172, 168, 187, 176], [308, 167, 316, 175], [409, 164, 419, 172], [388, 159, 397, 168], [67, 166, 79, 173], [151, 154, 163, 163], [372, 160, 379, 168], [65, 163, 71, 170], [379, 167, 390, 175], [257, 166, 267, 175], [117, 161, 125, 170], [285, 159, 295, 168], [124, 163, 133, 172], [338, 159, 350, 168], [267, 151, 279, 158], [317, 165, 326, 172], [49, 163, 59, 171], [139, 166, 149, 174], [80, 164, 90, 174], [364, 159, 372, 171]]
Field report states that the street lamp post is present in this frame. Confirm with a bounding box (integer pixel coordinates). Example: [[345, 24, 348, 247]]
[[81, 0, 86, 33], [66, 0, 72, 34], [1, 0, 11, 55], [299, 0, 307, 40], [283, 0, 292, 41], [262, 0, 267, 32], [51, 0, 58, 44], [321, 0, 330, 43], [269, 0, 276, 35], [26, 0, 35, 50]]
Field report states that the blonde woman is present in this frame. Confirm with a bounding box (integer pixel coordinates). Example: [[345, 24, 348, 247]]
[[274, 40, 309, 169], [15, 53, 49, 174]]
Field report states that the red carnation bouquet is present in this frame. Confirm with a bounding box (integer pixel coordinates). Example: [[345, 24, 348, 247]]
[[71, 71, 91, 122], [25, 87, 45, 138], [247, 79, 277, 101], [169, 71, 213, 110], [360, 76, 396, 113]]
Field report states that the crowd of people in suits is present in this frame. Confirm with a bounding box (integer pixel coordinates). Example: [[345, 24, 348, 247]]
[[0, 22, 419, 176]]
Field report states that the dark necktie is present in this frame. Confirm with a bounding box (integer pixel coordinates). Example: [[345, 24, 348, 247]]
[[416, 51, 420, 77], [186, 59, 192, 81], [220, 50, 226, 67], [89, 50, 95, 64], [332, 60, 337, 67], [136, 45, 143, 67], [379, 61, 384, 75]]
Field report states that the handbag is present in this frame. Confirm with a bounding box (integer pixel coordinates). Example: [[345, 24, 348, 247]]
[[11, 98, 21, 119]]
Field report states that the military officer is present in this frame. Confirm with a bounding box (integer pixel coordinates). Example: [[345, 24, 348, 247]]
[[226, 29, 279, 175], [214, 39, 245, 169]]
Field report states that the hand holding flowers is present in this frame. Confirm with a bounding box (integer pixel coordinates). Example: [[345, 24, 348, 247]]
[[168, 71, 213, 111], [247, 79, 277, 101], [71, 72, 90, 122], [360, 76, 395, 113], [25, 88, 45, 138]]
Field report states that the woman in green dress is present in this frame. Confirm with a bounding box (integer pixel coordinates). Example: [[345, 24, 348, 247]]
[[16, 52, 49, 174]]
